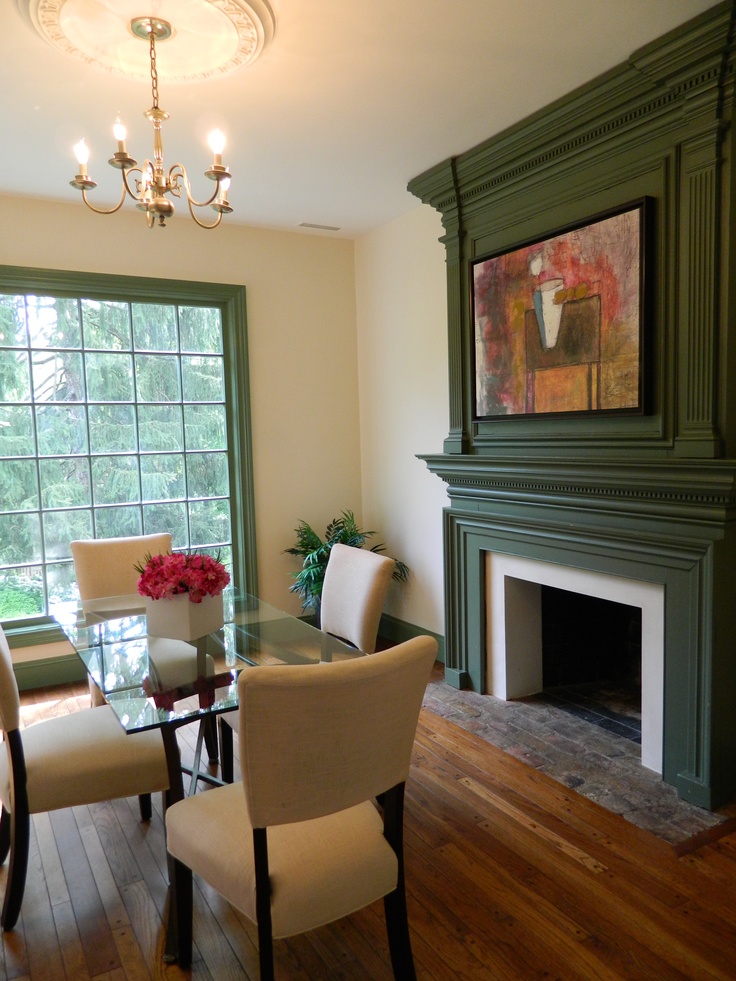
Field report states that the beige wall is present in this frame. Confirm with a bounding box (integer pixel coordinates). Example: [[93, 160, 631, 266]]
[[354, 205, 449, 635], [1, 193, 448, 633], [0, 195, 361, 613]]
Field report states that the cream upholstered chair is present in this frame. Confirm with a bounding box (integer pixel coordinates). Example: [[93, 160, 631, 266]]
[[319, 543, 396, 654], [70, 532, 173, 612], [217, 542, 397, 783], [166, 634, 438, 979], [71, 532, 173, 710], [71, 533, 220, 770], [0, 625, 169, 931]]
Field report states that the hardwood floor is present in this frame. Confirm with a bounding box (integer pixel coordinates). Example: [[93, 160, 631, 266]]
[[3, 675, 736, 980]]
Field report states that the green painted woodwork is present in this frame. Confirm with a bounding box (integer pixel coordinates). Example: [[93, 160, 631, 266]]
[[13, 651, 88, 692], [409, 3, 736, 809], [409, 1, 735, 460], [0, 264, 258, 640], [379, 613, 445, 662]]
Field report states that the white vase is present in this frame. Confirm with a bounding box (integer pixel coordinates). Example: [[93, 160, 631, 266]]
[[145, 592, 224, 642]]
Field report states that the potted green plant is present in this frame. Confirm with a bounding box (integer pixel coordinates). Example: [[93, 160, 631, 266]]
[[284, 510, 409, 615]]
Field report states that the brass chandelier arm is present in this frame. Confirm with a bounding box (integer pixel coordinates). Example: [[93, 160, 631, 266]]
[[171, 163, 228, 228], [121, 166, 147, 203], [169, 165, 222, 209], [80, 183, 128, 216], [185, 198, 224, 229]]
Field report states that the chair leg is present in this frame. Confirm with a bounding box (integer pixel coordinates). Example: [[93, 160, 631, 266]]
[[254, 828, 275, 981], [203, 715, 219, 765], [171, 858, 193, 968], [381, 782, 416, 980], [0, 807, 10, 864], [218, 716, 234, 784], [138, 793, 152, 821], [2, 806, 29, 931], [258, 937, 275, 981], [384, 886, 417, 981]]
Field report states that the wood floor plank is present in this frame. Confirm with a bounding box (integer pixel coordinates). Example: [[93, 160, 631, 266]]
[[51, 900, 92, 981], [409, 738, 735, 979], [48, 810, 119, 978], [107, 799, 169, 920], [0, 919, 29, 981], [17, 820, 64, 981], [84, 803, 143, 895], [414, 713, 702, 906], [76, 811, 132, 935], [90, 969, 126, 981], [193, 880, 259, 979], [116, 878, 184, 981], [33, 812, 69, 911]]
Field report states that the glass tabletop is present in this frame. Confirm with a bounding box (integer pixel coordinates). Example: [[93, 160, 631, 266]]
[[53, 590, 362, 734]]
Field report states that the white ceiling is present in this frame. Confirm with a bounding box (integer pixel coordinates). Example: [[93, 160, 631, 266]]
[[2, 0, 719, 238]]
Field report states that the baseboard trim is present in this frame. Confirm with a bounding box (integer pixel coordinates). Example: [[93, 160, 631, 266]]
[[13, 651, 88, 692], [379, 614, 445, 663]]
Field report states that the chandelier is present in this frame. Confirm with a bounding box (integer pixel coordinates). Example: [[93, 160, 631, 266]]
[[70, 17, 232, 230]]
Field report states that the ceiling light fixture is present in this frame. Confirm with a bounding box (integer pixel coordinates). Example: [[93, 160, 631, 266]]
[[70, 17, 232, 230]]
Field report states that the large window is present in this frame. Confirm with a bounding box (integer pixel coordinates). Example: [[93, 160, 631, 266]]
[[0, 267, 256, 624]]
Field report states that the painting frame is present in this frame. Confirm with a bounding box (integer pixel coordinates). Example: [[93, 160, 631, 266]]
[[471, 199, 650, 420]]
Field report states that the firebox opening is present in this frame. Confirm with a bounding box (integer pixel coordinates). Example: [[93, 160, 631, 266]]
[[539, 585, 642, 743]]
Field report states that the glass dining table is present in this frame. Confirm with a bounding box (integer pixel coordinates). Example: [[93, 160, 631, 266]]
[[53, 588, 363, 963], [54, 588, 362, 800]]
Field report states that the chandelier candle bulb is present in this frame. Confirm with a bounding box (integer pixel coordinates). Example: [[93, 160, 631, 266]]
[[113, 119, 127, 153], [73, 139, 89, 167], [70, 139, 97, 191], [208, 129, 226, 167]]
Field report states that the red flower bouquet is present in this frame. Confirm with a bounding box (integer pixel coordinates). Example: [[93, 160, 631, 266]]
[[136, 551, 230, 604]]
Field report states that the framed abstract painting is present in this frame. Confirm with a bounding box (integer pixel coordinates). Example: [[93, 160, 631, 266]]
[[472, 200, 649, 419]]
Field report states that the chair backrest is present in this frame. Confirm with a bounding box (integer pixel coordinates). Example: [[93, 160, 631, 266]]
[[237, 634, 438, 828], [70, 533, 172, 601], [0, 626, 21, 734], [319, 543, 396, 653]]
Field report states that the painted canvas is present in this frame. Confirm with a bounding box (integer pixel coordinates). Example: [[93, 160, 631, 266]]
[[472, 203, 645, 418]]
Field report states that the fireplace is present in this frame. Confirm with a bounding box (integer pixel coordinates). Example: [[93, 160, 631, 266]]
[[540, 587, 642, 691], [419, 455, 736, 810], [485, 552, 663, 773]]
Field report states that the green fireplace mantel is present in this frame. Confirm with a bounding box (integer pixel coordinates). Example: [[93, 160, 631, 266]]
[[410, 4, 736, 810], [409, 1, 736, 462]]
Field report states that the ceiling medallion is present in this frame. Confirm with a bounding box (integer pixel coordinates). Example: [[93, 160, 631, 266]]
[[18, 0, 275, 81]]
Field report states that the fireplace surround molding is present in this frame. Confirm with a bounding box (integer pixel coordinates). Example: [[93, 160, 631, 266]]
[[410, 3, 736, 808], [485, 552, 665, 774], [419, 453, 736, 810]]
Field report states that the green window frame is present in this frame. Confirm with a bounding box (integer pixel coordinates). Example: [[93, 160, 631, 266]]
[[0, 265, 257, 633]]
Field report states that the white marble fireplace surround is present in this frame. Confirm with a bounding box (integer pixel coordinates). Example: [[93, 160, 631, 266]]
[[485, 553, 664, 774]]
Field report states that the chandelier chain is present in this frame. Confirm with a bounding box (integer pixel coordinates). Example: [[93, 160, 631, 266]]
[[149, 31, 159, 110]]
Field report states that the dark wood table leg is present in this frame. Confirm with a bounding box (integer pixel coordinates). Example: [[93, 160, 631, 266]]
[[161, 724, 185, 963]]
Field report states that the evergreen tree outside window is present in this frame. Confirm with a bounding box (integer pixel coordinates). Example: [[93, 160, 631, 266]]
[[0, 267, 256, 626]]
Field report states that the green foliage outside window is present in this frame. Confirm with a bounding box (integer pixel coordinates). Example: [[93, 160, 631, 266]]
[[0, 291, 234, 621]]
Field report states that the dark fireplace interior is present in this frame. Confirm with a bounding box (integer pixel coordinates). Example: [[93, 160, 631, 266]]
[[538, 586, 642, 744]]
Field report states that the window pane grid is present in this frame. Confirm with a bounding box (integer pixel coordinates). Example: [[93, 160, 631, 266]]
[[0, 292, 232, 620]]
